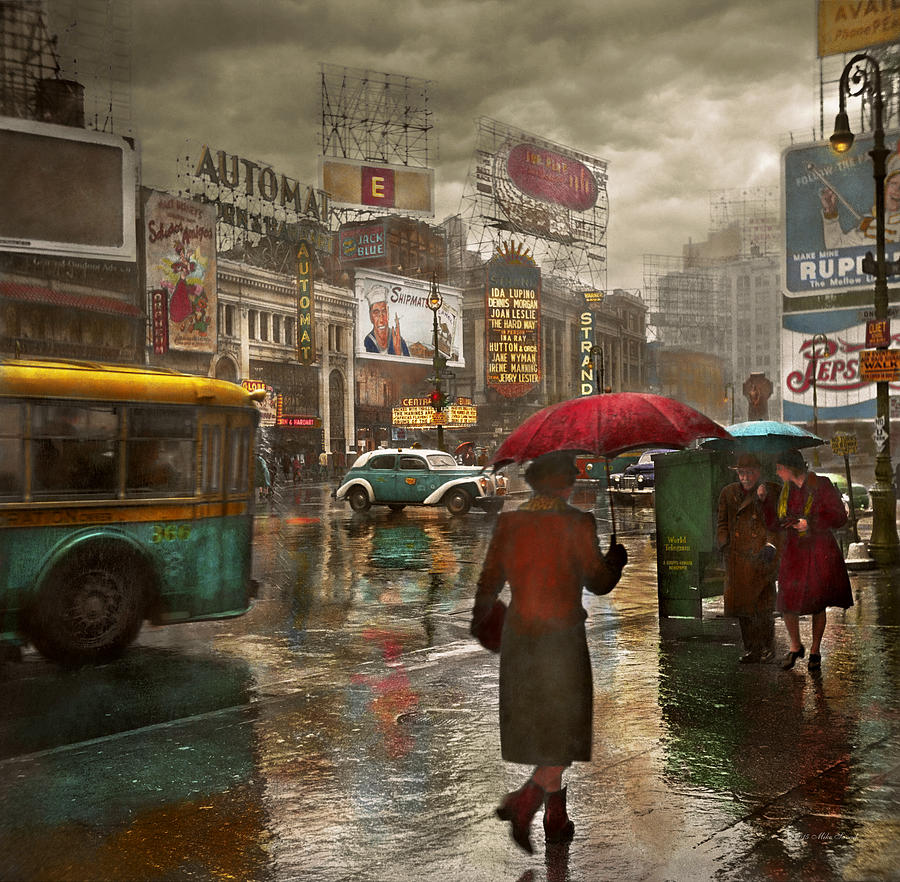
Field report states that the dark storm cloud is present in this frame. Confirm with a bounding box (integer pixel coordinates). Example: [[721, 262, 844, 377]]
[[131, 0, 814, 288]]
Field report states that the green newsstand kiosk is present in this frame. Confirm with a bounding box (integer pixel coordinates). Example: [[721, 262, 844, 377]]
[[653, 447, 735, 618]]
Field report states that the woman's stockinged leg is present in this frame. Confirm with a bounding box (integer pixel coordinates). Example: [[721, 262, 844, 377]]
[[531, 765, 565, 793], [810, 611, 826, 655], [782, 612, 802, 652]]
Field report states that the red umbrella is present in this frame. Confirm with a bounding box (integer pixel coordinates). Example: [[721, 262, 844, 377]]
[[490, 393, 731, 539]]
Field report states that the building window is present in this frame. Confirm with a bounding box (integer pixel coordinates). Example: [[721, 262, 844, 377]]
[[272, 314, 281, 344], [224, 304, 234, 337], [248, 310, 257, 340], [285, 317, 294, 348], [259, 313, 269, 342]]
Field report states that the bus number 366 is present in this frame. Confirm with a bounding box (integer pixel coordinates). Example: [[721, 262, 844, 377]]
[[151, 524, 192, 542]]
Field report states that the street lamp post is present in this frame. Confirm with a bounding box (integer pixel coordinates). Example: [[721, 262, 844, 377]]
[[427, 275, 446, 452], [831, 53, 900, 565], [811, 333, 828, 467]]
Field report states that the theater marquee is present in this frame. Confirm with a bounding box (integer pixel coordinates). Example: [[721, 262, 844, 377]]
[[485, 244, 541, 399]]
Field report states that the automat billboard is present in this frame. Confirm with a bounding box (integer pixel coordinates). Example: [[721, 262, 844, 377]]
[[783, 133, 900, 295], [781, 304, 900, 422], [355, 270, 463, 367]]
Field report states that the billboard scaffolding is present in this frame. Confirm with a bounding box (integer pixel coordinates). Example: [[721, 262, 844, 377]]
[[643, 253, 728, 353], [319, 64, 435, 225], [458, 117, 608, 291]]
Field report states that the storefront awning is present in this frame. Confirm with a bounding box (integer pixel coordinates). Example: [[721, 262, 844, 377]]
[[0, 282, 143, 318]]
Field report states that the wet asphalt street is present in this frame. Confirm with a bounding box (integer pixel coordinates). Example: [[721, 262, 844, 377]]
[[0, 479, 898, 882]]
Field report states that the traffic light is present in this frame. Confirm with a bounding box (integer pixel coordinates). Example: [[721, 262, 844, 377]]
[[429, 389, 447, 411]]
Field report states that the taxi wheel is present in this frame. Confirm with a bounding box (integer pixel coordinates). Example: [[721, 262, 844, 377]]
[[445, 488, 472, 516], [388, 504, 406, 512], [30, 546, 146, 665], [348, 487, 371, 512]]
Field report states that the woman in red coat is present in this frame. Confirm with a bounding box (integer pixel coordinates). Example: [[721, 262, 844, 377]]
[[470, 451, 627, 853], [757, 448, 852, 672]]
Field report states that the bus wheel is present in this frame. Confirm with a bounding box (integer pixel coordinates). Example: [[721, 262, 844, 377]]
[[30, 548, 146, 665], [347, 487, 371, 512], [445, 488, 472, 516]]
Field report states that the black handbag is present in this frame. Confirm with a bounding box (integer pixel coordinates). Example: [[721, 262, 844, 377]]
[[471, 599, 506, 653]]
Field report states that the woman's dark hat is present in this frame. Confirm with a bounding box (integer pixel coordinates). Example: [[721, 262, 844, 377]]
[[524, 451, 579, 490], [776, 448, 807, 473], [731, 452, 761, 470]]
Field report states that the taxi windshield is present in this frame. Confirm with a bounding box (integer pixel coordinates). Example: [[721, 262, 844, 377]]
[[427, 453, 458, 468]]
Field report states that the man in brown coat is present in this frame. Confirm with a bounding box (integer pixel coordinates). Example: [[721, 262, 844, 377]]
[[716, 452, 781, 663]]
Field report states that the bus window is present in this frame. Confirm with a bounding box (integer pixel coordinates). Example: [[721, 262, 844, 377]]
[[0, 402, 23, 500], [227, 426, 250, 492], [126, 407, 194, 496], [201, 425, 222, 493], [31, 403, 118, 498]]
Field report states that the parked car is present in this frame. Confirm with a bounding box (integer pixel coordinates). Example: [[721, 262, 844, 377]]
[[334, 448, 506, 515], [609, 449, 676, 491], [820, 472, 870, 513]]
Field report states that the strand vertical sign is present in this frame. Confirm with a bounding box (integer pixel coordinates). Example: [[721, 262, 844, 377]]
[[485, 243, 541, 398], [580, 309, 595, 395], [297, 240, 315, 364]]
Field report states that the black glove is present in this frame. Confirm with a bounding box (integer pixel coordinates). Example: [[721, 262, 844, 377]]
[[605, 542, 628, 570], [757, 544, 776, 565]]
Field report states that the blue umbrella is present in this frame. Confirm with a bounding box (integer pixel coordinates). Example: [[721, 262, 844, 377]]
[[702, 420, 824, 453]]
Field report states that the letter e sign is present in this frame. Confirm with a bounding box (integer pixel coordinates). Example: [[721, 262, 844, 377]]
[[362, 166, 395, 207]]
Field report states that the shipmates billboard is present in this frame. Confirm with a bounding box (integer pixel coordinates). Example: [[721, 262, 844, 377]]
[[781, 304, 900, 422], [783, 133, 900, 295], [354, 269, 463, 367]]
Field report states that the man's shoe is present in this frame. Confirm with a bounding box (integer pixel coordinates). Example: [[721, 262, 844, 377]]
[[759, 649, 775, 663], [739, 652, 759, 664]]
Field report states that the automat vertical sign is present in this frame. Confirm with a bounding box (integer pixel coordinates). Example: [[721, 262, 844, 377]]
[[485, 244, 541, 398], [296, 240, 315, 364]]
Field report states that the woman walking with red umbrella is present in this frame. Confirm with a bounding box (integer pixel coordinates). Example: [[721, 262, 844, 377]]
[[470, 451, 627, 853]]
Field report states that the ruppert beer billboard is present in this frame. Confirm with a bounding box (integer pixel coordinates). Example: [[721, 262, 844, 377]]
[[783, 133, 900, 295]]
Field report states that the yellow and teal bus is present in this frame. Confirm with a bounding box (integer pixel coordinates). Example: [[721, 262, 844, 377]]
[[0, 358, 265, 664]]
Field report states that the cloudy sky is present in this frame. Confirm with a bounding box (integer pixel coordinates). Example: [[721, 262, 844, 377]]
[[127, 0, 823, 290]]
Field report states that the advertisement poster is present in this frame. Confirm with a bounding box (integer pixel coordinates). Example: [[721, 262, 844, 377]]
[[144, 191, 217, 352], [354, 269, 463, 367], [781, 305, 900, 422], [783, 133, 900, 295]]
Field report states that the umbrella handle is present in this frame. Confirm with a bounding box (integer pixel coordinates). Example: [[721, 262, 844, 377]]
[[604, 459, 617, 544]]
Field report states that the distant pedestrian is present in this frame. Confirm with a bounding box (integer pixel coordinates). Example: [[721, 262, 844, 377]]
[[757, 449, 853, 672], [319, 449, 328, 480], [470, 450, 627, 853], [716, 453, 781, 664]]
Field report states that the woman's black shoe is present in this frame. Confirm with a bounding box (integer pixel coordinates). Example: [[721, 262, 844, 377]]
[[808, 652, 821, 671], [781, 645, 806, 670]]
